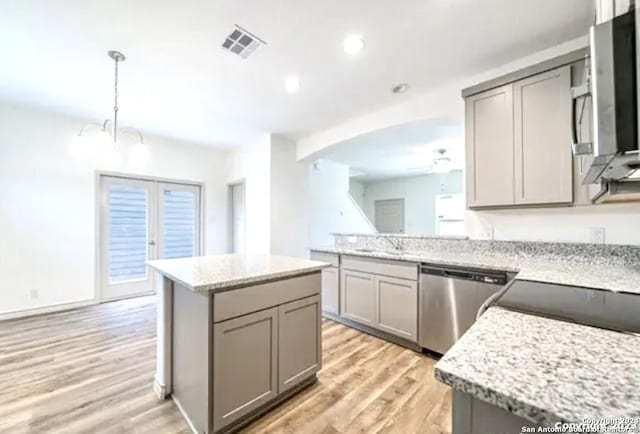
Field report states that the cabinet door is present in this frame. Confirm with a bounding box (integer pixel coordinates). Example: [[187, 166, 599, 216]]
[[466, 84, 515, 207], [278, 295, 321, 393], [213, 308, 278, 431], [321, 267, 340, 315], [514, 66, 573, 205], [340, 269, 375, 326], [374, 276, 418, 342]]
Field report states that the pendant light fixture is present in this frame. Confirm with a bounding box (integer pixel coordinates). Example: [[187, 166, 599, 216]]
[[69, 50, 149, 167]]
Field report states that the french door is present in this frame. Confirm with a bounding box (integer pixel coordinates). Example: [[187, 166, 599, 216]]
[[99, 175, 201, 301]]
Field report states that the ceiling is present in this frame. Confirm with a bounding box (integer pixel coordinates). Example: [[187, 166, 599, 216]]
[[317, 119, 464, 182], [0, 0, 592, 148]]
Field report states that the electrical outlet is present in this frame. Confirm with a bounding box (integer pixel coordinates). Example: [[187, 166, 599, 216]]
[[481, 227, 494, 240], [29, 289, 39, 300], [589, 227, 606, 244]]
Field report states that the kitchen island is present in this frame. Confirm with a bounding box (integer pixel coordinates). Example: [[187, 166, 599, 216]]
[[148, 254, 330, 434]]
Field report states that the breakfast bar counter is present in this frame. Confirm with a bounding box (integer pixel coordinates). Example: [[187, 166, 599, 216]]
[[148, 254, 330, 433]]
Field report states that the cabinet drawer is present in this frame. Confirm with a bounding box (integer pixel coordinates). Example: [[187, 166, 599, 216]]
[[213, 272, 321, 323], [310, 251, 339, 267], [342, 255, 418, 281]]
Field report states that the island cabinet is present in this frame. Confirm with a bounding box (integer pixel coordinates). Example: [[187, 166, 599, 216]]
[[465, 61, 586, 208], [171, 273, 322, 434], [340, 256, 419, 343]]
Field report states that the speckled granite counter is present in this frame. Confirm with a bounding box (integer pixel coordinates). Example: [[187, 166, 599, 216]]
[[312, 238, 640, 426], [434, 307, 640, 425], [148, 254, 330, 294], [310, 242, 640, 294]]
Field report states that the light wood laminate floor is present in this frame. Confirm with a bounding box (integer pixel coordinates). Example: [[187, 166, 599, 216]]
[[0, 297, 451, 434]]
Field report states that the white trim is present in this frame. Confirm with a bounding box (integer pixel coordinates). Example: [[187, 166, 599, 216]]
[[153, 375, 169, 399], [0, 299, 96, 321], [227, 179, 247, 254], [99, 290, 156, 303]]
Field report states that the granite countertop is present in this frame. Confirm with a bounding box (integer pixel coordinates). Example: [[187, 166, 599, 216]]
[[434, 307, 640, 425], [148, 254, 330, 294], [309, 246, 640, 294], [329, 232, 469, 240]]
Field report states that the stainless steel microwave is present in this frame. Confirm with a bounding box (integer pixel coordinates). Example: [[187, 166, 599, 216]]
[[581, 9, 638, 185]]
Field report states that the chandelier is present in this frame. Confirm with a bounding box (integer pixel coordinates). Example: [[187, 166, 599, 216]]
[[69, 50, 149, 167]]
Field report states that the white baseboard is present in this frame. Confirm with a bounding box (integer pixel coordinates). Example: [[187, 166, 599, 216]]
[[153, 375, 169, 399], [0, 299, 97, 321]]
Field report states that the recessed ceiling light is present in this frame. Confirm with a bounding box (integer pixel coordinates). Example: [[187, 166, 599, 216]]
[[391, 83, 410, 94], [343, 35, 365, 54], [285, 76, 301, 93]]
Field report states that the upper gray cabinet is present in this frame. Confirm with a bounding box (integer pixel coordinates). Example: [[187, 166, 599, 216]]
[[465, 62, 580, 209], [466, 84, 515, 207], [513, 66, 572, 205]]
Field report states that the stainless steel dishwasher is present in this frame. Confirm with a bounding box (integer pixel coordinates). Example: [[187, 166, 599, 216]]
[[419, 264, 508, 354]]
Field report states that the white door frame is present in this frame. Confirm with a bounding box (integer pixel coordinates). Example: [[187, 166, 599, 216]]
[[227, 179, 246, 254], [95, 171, 205, 302]]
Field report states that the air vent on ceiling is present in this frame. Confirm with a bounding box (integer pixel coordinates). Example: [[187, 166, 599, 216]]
[[221, 25, 266, 59]]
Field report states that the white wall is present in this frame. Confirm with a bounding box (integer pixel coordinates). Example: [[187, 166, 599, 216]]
[[465, 204, 640, 245], [309, 159, 375, 246], [349, 178, 365, 209], [270, 135, 310, 258], [296, 36, 589, 161], [297, 34, 640, 246], [225, 135, 272, 254], [0, 101, 229, 315], [361, 172, 463, 235]]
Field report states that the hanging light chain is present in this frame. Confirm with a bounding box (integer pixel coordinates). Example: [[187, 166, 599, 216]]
[[113, 54, 119, 144]]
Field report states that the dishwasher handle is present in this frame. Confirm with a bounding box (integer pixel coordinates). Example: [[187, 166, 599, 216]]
[[443, 270, 475, 280], [421, 265, 507, 285]]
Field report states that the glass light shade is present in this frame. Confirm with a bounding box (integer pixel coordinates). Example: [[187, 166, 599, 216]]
[[69, 134, 91, 161], [93, 130, 115, 154], [128, 142, 150, 168]]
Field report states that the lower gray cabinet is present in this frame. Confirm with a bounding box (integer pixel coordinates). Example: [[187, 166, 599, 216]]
[[340, 269, 375, 326], [374, 276, 418, 342], [320, 267, 339, 315], [213, 307, 278, 431], [278, 295, 321, 393]]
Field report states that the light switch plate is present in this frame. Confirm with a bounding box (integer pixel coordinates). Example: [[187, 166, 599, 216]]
[[589, 227, 606, 244]]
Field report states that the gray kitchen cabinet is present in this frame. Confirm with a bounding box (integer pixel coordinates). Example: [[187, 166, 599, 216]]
[[374, 275, 418, 342], [465, 60, 588, 209], [465, 84, 515, 207], [340, 269, 375, 326], [513, 66, 573, 205], [278, 295, 321, 393], [213, 307, 278, 431], [321, 267, 340, 315], [310, 251, 340, 315]]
